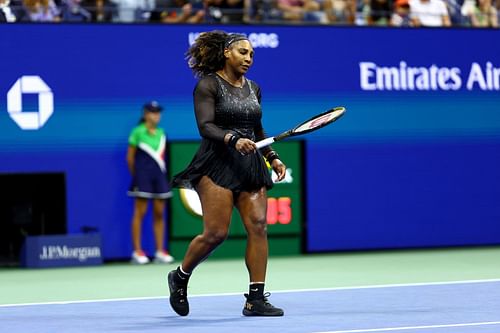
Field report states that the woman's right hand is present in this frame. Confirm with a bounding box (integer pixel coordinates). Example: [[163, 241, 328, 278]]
[[235, 138, 257, 155]]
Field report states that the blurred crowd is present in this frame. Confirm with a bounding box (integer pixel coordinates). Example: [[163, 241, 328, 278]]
[[0, 0, 498, 27]]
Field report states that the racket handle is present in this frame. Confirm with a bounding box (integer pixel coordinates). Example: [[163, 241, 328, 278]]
[[255, 137, 275, 149]]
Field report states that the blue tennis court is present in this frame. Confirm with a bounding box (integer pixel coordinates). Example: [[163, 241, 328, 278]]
[[2, 279, 500, 333]]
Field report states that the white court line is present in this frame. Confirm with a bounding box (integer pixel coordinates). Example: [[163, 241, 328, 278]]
[[273, 278, 500, 295], [1, 278, 500, 308], [0, 295, 169, 308], [313, 321, 500, 333]]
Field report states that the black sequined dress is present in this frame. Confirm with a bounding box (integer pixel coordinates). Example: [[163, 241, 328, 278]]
[[172, 74, 274, 192]]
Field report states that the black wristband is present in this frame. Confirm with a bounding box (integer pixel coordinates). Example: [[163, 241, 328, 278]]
[[266, 151, 280, 164], [228, 134, 241, 148]]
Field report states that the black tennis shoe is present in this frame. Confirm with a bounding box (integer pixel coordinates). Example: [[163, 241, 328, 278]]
[[242, 292, 284, 316], [168, 270, 189, 316]]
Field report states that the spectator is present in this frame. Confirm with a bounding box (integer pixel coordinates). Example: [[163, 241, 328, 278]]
[[276, 0, 324, 22], [466, 0, 498, 26], [81, 0, 116, 21], [0, 0, 17, 21], [247, 0, 283, 22], [8, 0, 25, 19], [368, 0, 391, 24], [444, 0, 464, 25], [60, 0, 91, 21], [137, 0, 155, 21], [497, 0, 500, 24], [355, 0, 371, 24], [157, 0, 205, 23], [391, 0, 412, 25], [497, 0, 500, 22], [205, 0, 245, 23], [323, 0, 356, 24], [409, 0, 451, 26], [111, 0, 153, 22], [22, 0, 61, 22]]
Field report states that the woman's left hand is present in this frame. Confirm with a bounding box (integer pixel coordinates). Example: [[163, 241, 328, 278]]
[[272, 159, 286, 182]]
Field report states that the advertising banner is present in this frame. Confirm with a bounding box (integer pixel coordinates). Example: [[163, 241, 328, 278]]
[[21, 234, 103, 268], [1, 24, 499, 258]]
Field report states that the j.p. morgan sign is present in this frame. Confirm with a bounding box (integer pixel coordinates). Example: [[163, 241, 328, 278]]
[[22, 234, 103, 268]]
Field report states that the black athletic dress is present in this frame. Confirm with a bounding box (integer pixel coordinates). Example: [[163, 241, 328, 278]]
[[172, 73, 274, 192]]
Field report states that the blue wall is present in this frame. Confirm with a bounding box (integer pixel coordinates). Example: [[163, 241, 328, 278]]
[[1, 24, 500, 258]]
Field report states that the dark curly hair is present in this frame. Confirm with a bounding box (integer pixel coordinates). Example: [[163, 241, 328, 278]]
[[186, 30, 248, 77]]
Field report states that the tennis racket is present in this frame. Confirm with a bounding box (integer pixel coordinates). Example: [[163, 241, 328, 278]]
[[256, 106, 346, 149]]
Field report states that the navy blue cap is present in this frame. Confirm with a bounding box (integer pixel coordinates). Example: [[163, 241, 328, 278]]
[[143, 100, 163, 112]]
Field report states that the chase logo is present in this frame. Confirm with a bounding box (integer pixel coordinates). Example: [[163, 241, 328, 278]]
[[7, 76, 54, 130]]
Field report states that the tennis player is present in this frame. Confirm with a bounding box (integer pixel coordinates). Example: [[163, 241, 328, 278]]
[[168, 30, 286, 316]]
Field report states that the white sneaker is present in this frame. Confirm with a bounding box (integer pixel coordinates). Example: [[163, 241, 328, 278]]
[[131, 250, 150, 264], [154, 250, 175, 264]]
